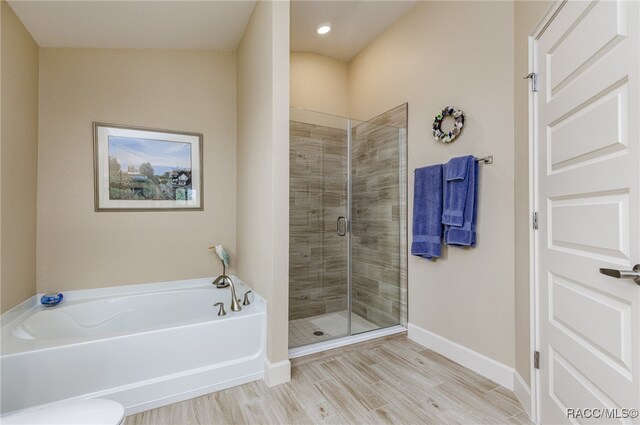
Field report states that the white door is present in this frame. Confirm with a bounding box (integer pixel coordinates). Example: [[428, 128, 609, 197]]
[[535, 0, 640, 423]]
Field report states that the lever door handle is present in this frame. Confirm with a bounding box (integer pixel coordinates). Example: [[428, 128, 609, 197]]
[[599, 264, 640, 285]]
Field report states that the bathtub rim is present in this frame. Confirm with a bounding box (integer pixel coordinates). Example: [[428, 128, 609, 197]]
[[1, 275, 264, 356]]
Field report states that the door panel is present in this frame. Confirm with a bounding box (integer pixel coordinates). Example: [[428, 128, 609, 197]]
[[549, 272, 633, 370], [548, 191, 630, 263], [549, 348, 623, 424], [547, 82, 628, 174], [546, 1, 627, 97], [535, 1, 640, 423]]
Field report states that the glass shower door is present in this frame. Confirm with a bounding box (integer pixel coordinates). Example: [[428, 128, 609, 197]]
[[349, 119, 404, 334], [288, 107, 406, 349], [289, 108, 350, 348]]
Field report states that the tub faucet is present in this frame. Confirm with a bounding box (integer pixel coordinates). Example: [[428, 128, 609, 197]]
[[213, 277, 241, 312]]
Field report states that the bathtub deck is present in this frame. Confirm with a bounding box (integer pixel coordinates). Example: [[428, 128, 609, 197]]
[[126, 333, 531, 425]]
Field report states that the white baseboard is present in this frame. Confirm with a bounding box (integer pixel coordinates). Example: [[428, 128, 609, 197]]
[[264, 358, 291, 387], [513, 371, 532, 418], [407, 323, 514, 390]]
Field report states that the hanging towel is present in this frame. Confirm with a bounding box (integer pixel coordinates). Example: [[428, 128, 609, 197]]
[[444, 156, 478, 246], [411, 164, 444, 259], [442, 155, 472, 226]]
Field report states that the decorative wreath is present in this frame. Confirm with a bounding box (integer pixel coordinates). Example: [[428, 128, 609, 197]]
[[432, 106, 465, 143]]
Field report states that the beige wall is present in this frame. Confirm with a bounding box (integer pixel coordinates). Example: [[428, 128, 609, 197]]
[[349, 1, 516, 367], [3, 0, 550, 390], [237, 0, 290, 378], [37, 48, 237, 293], [1, 1, 39, 313], [290, 52, 349, 117], [514, 0, 551, 386]]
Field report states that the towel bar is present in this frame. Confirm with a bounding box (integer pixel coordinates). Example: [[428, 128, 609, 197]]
[[414, 156, 493, 171]]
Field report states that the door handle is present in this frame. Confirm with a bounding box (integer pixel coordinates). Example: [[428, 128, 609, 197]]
[[337, 216, 347, 237], [599, 264, 640, 285]]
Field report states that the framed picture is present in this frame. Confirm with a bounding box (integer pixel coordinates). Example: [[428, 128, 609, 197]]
[[93, 122, 203, 211]]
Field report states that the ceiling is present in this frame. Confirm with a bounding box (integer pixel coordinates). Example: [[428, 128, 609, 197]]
[[7, 1, 257, 50], [7, 0, 416, 58], [291, 0, 417, 62]]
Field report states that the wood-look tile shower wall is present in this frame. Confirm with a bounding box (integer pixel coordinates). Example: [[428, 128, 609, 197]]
[[289, 121, 348, 320], [351, 104, 407, 328]]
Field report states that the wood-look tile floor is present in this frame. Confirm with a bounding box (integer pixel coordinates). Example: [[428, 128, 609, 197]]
[[127, 333, 532, 425]]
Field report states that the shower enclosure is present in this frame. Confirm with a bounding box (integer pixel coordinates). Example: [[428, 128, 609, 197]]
[[289, 105, 407, 349]]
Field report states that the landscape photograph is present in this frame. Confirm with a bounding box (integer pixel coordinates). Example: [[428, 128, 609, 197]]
[[107, 136, 193, 201]]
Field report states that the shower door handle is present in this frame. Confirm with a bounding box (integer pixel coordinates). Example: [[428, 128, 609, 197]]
[[337, 216, 347, 236]]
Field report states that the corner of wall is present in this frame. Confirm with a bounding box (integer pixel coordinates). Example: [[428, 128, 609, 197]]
[[1, 0, 39, 313], [513, 369, 532, 418], [236, 0, 290, 376], [513, 0, 554, 388], [264, 358, 291, 387], [408, 323, 515, 390]]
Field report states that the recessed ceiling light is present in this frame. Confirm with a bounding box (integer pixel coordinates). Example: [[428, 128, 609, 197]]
[[316, 24, 331, 35]]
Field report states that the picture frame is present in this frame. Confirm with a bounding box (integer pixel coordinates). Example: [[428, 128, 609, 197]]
[[93, 122, 203, 211]]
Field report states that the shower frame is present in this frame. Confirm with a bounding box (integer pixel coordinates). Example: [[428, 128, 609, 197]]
[[288, 105, 408, 354]]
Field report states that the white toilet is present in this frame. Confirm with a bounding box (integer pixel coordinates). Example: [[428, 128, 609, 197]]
[[2, 399, 125, 425]]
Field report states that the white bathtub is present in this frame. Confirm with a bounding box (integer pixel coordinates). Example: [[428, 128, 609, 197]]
[[0, 276, 265, 416]]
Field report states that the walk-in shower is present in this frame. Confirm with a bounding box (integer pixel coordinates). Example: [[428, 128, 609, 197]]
[[289, 105, 407, 349]]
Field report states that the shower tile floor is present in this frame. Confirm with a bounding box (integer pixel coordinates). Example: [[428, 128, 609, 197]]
[[289, 310, 378, 348]]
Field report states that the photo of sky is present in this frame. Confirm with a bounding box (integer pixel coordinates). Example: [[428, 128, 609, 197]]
[[108, 136, 192, 175]]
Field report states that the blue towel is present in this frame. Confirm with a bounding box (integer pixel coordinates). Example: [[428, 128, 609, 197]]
[[442, 156, 472, 226], [444, 156, 478, 246], [411, 164, 443, 259]]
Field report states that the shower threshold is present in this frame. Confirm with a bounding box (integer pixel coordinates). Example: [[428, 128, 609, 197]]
[[288, 325, 406, 359]]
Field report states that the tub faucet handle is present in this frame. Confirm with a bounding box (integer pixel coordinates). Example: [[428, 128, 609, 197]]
[[242, 290, 252, 306], [214, 302, 226, 316]]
